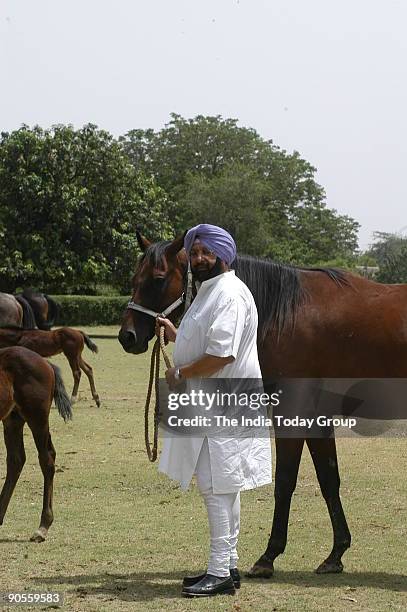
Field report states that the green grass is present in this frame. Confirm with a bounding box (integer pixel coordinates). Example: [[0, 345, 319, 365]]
[[0, 327, 406, 611]]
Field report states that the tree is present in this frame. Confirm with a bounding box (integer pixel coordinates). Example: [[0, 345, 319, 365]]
[[0, 125, 171, 293], [179, 165, 272, 256], [120, 114, 269, 191], [120, 114, 360, 264], [285, 203, 360, 266], [0, 116, 361, 294], [366, 232, 407, 283]]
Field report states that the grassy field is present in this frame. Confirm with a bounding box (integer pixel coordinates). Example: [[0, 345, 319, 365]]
[[0, 327, 406, 611]]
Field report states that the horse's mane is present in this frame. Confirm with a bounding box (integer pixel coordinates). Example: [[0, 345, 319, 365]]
[[233, 255, 350, 344], [141, 242, 351, 345]]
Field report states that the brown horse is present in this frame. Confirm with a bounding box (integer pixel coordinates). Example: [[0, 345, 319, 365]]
[[16, 289, 59, 331], [0, 346, 72, 542], [0, 292, 37, 328], [118, 231, 407, 577], [0, 327, 100, 408]]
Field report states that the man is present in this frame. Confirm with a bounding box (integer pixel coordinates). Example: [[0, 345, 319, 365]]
[[156, 223, 272, 598]]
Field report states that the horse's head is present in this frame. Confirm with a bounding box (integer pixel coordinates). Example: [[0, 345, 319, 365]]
[[118, 231, 187, 354]]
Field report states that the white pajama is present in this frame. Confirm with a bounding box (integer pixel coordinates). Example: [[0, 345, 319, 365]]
[[195, 438, 240, 576]]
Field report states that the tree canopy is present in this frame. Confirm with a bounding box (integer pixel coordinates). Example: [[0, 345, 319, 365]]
[[121, 114, 360, 265], [0, 115, 363, 293], [0, 124, 171, 293], [366, 232, 407, 283]]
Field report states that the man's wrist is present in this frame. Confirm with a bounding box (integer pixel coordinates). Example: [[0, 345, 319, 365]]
[[174, 367, 183, 380]]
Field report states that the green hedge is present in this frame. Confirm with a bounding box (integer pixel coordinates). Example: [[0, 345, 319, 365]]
[[50, 295, 130, 326]]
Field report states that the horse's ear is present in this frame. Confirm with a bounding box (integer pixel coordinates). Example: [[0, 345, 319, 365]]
[[136, 229, 151, 253], [166, 231, 187, 259]]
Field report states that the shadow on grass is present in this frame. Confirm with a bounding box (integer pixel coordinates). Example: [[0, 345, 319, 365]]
[[30, 569, 407, 603], [0, 538, 32, 544]]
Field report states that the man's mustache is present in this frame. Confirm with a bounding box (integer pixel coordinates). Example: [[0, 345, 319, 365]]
[[192, 265, 210, 271]]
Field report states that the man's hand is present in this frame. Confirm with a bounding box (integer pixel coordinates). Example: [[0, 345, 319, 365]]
[[155, 317, 177, 343], [165, 367, 185, 391], [165, 355, 234, 391]]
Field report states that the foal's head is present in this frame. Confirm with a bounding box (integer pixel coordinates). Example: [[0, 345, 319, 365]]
[[118, 231, 187, 354]]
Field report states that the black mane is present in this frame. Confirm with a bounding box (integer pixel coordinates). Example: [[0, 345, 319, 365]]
[[232, 255, 350, 344]]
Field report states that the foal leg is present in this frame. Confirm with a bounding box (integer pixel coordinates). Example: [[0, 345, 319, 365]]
[[306, 436, 351, 573], [29, 423, 56, 542], [79, 357, 100, 407], [0, 413, 26, 527], [247, 438, 305, 578], [67, 356, 81, 405]]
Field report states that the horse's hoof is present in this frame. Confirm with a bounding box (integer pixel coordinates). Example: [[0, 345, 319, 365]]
[[95, 398, 101, 408], [245, 555, 274, 579], [30, 529, 47, 543], [315, 560, 344, 574]]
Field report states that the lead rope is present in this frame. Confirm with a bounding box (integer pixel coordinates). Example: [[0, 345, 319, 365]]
[[144, 325, 172, 462], [143, 269, 193, 461]]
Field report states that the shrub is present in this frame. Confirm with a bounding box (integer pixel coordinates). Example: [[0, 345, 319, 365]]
[[51, 295, 129, 326]]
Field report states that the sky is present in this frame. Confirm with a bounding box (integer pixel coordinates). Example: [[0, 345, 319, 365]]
[[1, 0, 406, 250]]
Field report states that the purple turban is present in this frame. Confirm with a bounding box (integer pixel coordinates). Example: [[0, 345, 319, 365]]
[[184, 224, 237, 265]]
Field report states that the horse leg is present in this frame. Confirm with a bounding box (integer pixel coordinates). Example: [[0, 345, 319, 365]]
[[79, 357, 100, 407], [68, 356, 81, 405], [29, 424, 56, 542], [306, 437, 351, 573], [0, 412, 26, 526], [247, 437, 305, 578]]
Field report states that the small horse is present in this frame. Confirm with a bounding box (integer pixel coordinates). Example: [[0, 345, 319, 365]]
[[18, 289, 59, 331], [0, 292, 36, 329], [118, 231, 407, 577], [0, 346, 72, 542], [0, 327, 101, 408]]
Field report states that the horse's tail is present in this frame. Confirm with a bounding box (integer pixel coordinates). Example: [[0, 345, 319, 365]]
[[15, 295, 37, 329], [50, 364, 72, 421], [44, 294, 59, 328], [81, 332, 99, 354]]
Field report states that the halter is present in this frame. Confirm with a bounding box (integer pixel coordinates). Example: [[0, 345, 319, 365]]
[[126, 263, 194, 320]]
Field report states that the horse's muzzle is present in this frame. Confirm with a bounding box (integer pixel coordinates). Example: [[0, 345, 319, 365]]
[[118, 329, 147, 354]]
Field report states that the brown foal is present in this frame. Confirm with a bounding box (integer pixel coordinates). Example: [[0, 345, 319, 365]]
[[0, 346, 72, 541], [0, 326, 100, 407]]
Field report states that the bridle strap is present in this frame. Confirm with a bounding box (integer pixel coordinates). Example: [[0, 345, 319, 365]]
[[126, 263, 194, 320], [127, 294, 185, 319], [183, 263, 193, 313]]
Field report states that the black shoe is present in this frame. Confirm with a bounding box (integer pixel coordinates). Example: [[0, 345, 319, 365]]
[[182, 568, 241, 589], [182, 572, 206, 588], [182, 573, 235, 597]]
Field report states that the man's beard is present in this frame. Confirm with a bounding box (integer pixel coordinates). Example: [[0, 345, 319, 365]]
[[191, 257, 224, 283]]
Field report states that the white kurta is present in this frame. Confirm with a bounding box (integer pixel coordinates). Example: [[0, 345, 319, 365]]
[[158, 270, 272, 493]]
